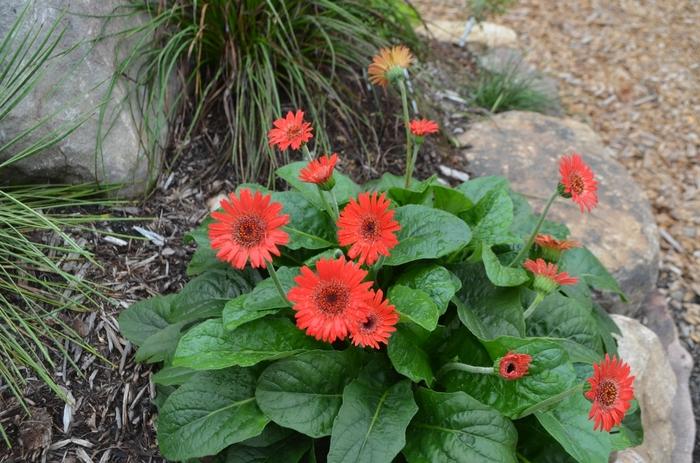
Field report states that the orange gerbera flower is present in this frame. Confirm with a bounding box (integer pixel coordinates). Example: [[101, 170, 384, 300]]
[[559, 154, 598, 213], [585, 354, 635, 432], [268, 110, 313, 151], [368, 45, 413, 87], [299, 153, 338, 189], [498, 352, 532, 381], [523, 258, 578, 294], [349, 289, 399, 349], [535, 234, 581, 261], [208, 189, 289, 269], [409, 119, 439, 137], [287, 257, 373, 343], [337, 192, 401, 266]]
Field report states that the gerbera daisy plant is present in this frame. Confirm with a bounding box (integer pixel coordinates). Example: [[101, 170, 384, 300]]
[[120, 101, 638, 462]]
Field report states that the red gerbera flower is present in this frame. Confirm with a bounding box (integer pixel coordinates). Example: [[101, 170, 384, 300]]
[[523, 258, 578, 294], [208, 189, 289, 269], [337, 192, 401, 266], [267, 110, 313, 151], [409, 119, 439, 137], [559, 154, 598, 213], [498, 352, 532, 380], [585, 354, 635, 432], [299, 153, 338, 189], [349, 289, 399, 349], [287, 257, 373, 343], [535, 234, 581, 261]]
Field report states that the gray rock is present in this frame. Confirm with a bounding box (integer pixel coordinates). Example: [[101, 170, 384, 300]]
[[416, 20, 518, 48], [458, 111, 659, 317], [0, 1, 169, 197]]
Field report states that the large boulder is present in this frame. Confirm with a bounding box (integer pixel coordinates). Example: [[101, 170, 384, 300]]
[[0, 1, 169, 197], [457, 111, 659, 317]]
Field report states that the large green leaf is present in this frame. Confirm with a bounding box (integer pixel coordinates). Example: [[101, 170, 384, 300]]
[[388, 285, 439, 331], [134, 321, 185, 364], [244, 266, 299, 311], [452, 263, 525, 339], [170, 269, 254, 322], [464, 187, 519, 246], [184, 219, 229, 275], [456, 176, 509, 203], [441, 336, 577, 419], [431, 184, 473, 215], [270, 190, 336, 250], [327, 363, 418, 463], [158, 368, 269, 461], [395, 264, 461, 314], [118, 294, 176, 346], [255, 350, 365, 438], [173, 317, 323, 370], [276, 161, 360, 207], [387, 325, 434, 385], [404, 388, 517, 463], [482, 245, 529, 287], [365, 173, 435, 206], [509, 191, 569, 239], [384, 205, 472, 266], [216, 435, 311, 463], [223, 294, 280, 331], [560, 248, 627, 301], [535, 393, 613, 463]]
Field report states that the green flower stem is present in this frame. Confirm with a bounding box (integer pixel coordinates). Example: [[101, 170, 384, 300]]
[[330, 189, 340, 218], [437, 362, 495, 377], [302, 144, 313, 161], [508, 190, 559, 267], [397, 79, 413, 188], [317, 186, 337, 220], [266, 260, 290, 306], [405, 141, 421, 189], [523, 291, 545, 320]]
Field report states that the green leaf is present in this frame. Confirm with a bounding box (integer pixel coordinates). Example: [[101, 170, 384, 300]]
[[396, 264, 461, 314], [404, 388, 517, 463], [171, 269, 254, 322], [452, 263, 525, 339], [217, 435, 311, 463], [387, 325, 434, 385], [135, 321, 186, 364], [384, 205, 472, 266], [270, 191, 335, 250], [223, 294, 279, 331], [255, 350, 365, 438], [510, 191, 569, 239], [388, 285, 440, 331], [277, 162, 360, 207], [173, 318, 323, 370], [158, 368, 269, 461], [152, 366, 197, 386], [560, 248, 627, 301], [119, 294, 176, 346], [441, 336, 577, 419], [482, 245, 529, 287], [611, 403, 643, 451], [431, 184, 473, 215], [365, 173, 434, 206], [526, 292, 603, 354], [464, 187, 519, 246], [535, 393, 612, 463], [456, 176, 509, 203], [327, 375, 417, 463], [244, 266, 299, 311]]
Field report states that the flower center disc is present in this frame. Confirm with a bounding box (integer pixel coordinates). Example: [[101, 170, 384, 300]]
[[505, 362, 516, 374], [569, 174, 585, 194], [360, 216, 380, 241], [314, 282, 350, 315], [361, 314, 377, 332], [286, 125, 302, 140], [233, 215, 266, 248], [597, 380, 619, 407]]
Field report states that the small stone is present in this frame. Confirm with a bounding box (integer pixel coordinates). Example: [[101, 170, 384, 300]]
[[416, 20, 518, 48], [438, 165, 470, 182]]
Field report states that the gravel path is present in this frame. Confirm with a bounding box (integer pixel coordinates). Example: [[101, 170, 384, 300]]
[[415, 0, 700, 455]]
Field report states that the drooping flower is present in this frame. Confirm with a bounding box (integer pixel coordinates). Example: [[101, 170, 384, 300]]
[[337, 192, 401, 266], [349, 289, 399, 349], [208, 189, 289, 269], [585, 354, 635, 432], [535, 233, 581, 261], [409, 119, 439, 138], [497, 352, 532, 380], [523, 258, 578, 294], [299, 153, 338, 190], [559, 154, 598, 213], [287, 257, 373, 343], [267, 110, 313, 151], [368, 45, 413, 87]]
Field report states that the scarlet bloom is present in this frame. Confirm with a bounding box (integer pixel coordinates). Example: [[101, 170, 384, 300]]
[[267, 110, 313, 151], [523, 258, 578, 294], [585, 354, 635, 432], [299, 153, 338, 188], [409, 119, 439, 137], [535, 233, 581, 261], [498, 352, 532, 380], [368, 45, 414, 87], [559, 154, 598, 213], [337, 192, 401, 266], [287, 257, 373, 343], [349, 289, 399, 349], [208, 189, 289, 269]]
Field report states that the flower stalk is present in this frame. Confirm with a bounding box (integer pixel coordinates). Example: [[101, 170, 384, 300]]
[[266, 260, 290, 306], [302, 144, 314, 161], [508, 190, 559, 267], [397, 79, 413, 188], [317, 187, 337, 220], [523, 291, 546, 319], [437, 362, 495, 377]]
